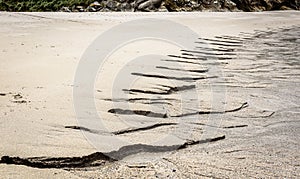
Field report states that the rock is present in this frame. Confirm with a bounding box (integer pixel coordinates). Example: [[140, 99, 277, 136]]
[[106, 0, 119, 10], [231, 0, 299, 11], [157, 4, 169, 11], [222, 0, 238, 11], [164, 0, 180, 11], [134, 0, 147, 10], [100, 7, 111, 12], [120, 3, 133, 11], [280, 5, 293, 10], [116, 3, 123, 11], [195, 0, 238, 11], [89, 1, 104, 11], [90, 1, 101, 7], [136, 1, 153, 11], [88, 1, 100, 11], [86, 6, 97, 12], [60, 6, 71, 12], [118, 0, 127, 3], [134, 0, 163, 11], [76, 6, 84, 9], [152, 0, 164, 8], [75, 6, 85, 12]]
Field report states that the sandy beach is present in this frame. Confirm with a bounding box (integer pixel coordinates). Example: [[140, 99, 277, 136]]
[[0, 11, 299, 178]]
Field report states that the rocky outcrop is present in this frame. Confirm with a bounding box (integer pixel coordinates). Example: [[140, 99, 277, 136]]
[[231, 0, 300, 11], [164, 0, 238, 12], [0, 0, 299, 12], [62, 0, 135, 12], [58, 0, 299, 12]]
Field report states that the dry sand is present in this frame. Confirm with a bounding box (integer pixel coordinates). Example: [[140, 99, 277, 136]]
[[0, 11, 299, 178]]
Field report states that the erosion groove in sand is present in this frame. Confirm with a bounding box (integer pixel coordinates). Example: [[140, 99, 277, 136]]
[[171, 102, 248, 117], [112, 123, 178, 135], [124, 84, 196, 95], [108, 108, 168, 118], [108, 102, 248, 118], [0, 135, 226, 169], [156, 66, 209, 73], [131, 72, 216, 81]]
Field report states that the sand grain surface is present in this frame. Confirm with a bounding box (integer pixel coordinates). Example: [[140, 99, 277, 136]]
[[0, 11, 299, 178]]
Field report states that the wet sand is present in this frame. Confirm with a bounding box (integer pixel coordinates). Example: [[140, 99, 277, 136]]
[[0, 11, 299, 178]]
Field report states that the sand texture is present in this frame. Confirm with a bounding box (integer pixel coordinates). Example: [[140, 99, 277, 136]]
[[0, 11, 299, 178]]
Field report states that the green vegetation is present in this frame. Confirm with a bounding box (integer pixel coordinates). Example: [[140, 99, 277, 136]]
[[0, 0, 95, 11]]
